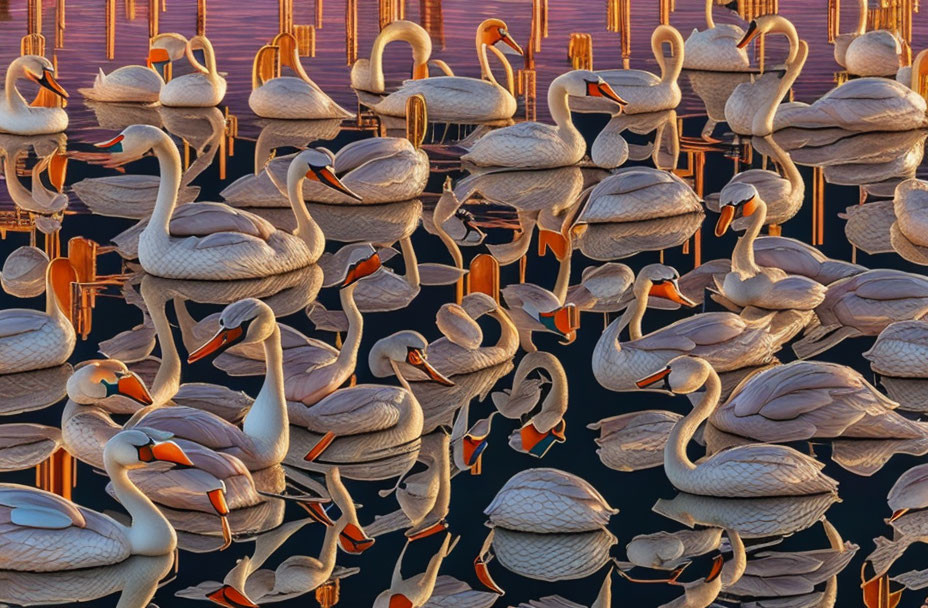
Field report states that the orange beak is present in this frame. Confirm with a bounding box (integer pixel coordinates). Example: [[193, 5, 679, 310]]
[[587, 80, 627, 106], [636, 367, 671, 390], [343, 253, 382, 287], [737, 20, 759, 48], [715, 205, 735, 237], [406, 520, 448, 541], [889, 508, 909, 522], [28, 68, 69, 99], [208, 488, 230, 517], [306, 166, 362, 201], [48, 151, 67, 192], [499, 30, 524, 55], [147, 47, 171, 68], [150, 441, 194, 466], [538, 229, 569, 260], [649, 281, 697, 308], [389, 594, 414, 608], [407, 348, 455, 386], [188, 326, 244, 363], [475, 556, 505, 595], [117, 373, 154, 405], [462, 435, 489, 469], [298, 500, 335, 526], [339, 522, 375, 554], [206, 585, 259, 608], [705, 554, 725, 583]]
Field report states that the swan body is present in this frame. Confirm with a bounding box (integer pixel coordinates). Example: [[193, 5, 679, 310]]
[[160, 35, 226, 107], [865, 320, 928, 377], [751, 236, 865, 285], [0, 56, 69, 135], [79, 34, 188, 103], [890, 178, 928, 263], [637, 356, 838, 497], [715, 183, 826, 310], [571, 25, 684, 115], [0, 429, 204, 571], [350, 20, 433, 106], [98, 126, 351, 280], [249, 33, 352, 120], [462, 70, 626, 169], [0, 258, 75, 374], [578, 166, 701, 223], [683, 0, 750, 71], [835, 0, 903, 76], [724, 16, 808, 136], [587, 410, 681, 472]]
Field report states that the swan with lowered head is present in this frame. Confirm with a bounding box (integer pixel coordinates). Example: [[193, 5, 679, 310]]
[[836, 0, 903, 76], [0, 55, 69, 135], [159, 34, 226, 107], [350, 20, 435, 107], [79, 34, 188, 103]]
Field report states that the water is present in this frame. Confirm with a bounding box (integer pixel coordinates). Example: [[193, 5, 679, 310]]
[[0, 1, 927, 607]]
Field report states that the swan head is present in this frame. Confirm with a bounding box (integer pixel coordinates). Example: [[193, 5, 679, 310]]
[[103, 429, 194, 469], [94, 124, 167, 164], [67, 359, 154, 406], [13, 55, 68, 100], [478, 19, 523, 56], [369, 330, 454, 385], [716, 182, 759, 236], [558, 70, 627, 108], [288, 149, 362, 201], [636, 356, 712, 395], [342, 243, 384, 287], [187, 298, 275, 363], [737, 14, 792, 49], [148, 33, 189, 80], [633, 264, 696, 308]]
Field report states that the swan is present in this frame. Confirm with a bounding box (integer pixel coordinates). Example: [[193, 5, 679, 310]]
[[286, 330, 450, 481], [571, 25, 684, 115], [160, 34, 226, 107], [249, 32, 353, 120], [587, 410, 681, 472], [350, 20, 436, 108], [578, 166, 702, 223], [0, 423, 61, 472], [0, 134, 68, 232], [372, 534, 456, 608], [484, 468, 616, 533], [592, 264, 793, 392], [79, 33, 188, 103], [708, 360, 928, 450], [836, 0, 903, 76], [366, 19, 523, 123], [0, 55, 69, 135], [461, 70, 627, 169], [618, 528, 722, 572], [792, 269, 928, 359], [724, 15, 808, 136], [0, 429, 217, 571], [0, 257, 75, 374], [95, 125, 354, 280], [889, 178, 928, 265], [1, 245, 48, 298], [682, 0, 750, 71], [491, 351, 567, 458], [866, 461, 928, 576], [636, 356, 838, 497], [714, 182, 826, 310], [482, 526, 617, 582], [864, 320, 928, 378]]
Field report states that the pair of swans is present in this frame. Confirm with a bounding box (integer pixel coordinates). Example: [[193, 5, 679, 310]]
[[1, 55, 69, 135], [79, 33, 187, 103], [95, 125, 358, 280], [352, 19, 522, 124]]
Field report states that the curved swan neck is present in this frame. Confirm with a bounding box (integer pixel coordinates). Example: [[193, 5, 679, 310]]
[[489, 307, 519, 355], [722, 530, 747, 586], [141, 282, 181, 406], [664, 365, 722, 480], [243, 320, 288, 459], [552, 251, 572, 304], [149, 133, 183, 235], [516, 351, 567, 413], [368, 22, 431, 93], [628, 285, 650, 340], [704, 0, 716, 29], [757, 19, 806, 135], [286, 164, 324, 258], [481, 45, 516, 95], [856, 0, 868, 35], [653, 28, 683, 84], [335, 283, 363, 371], [399, 236, 420, 289], [188, 38, 219, 77], [548, 79, 580, 141], [731, 198, 767, 276], [599, 290, 645, 355], [5, 62, 27, 110], [389, 359, 414, 393], [105, 456, 175, 554], [767, 136, 803, 197]]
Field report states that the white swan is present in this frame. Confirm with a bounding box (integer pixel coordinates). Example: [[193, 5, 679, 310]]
[[160, 35, 226, 107], [636, 356, 838, 497], [836, 0, 903, 76], [350, 20, 434, 107], [571, 25, 684, 115], [683, 0, 750, 71], [462, 70, 626, 169], [0, 56, 69, 135], [79, 33, 188, 103], [249, 32, 352, 120], [95, 125, 355, 280], [367, 19, 522, 123], [0, 257, 75, 374], [724, 15, 808, 136]]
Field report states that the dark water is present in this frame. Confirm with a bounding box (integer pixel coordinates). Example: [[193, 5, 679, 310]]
[[0, 1, 927, 607]]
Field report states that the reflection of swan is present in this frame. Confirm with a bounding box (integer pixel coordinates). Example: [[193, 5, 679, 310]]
[[867, 462, 928, 575], [865, 320, 928, 378], [485, 468, 616, 532], [683, 0, 749, 71], [0, 133, 69, 227], [0, 429, 206, 571], [1, 245, 48, 298], [0, 423, 61, 472], [0, 56, 69, 135], [588, 410, 681, 472], [578, 211, 704, 261], [250, 33, 352, 120], [373, 534, 456, 608], [0, 258, 75, 374], [462, 70, 626, 169], [488, 526, 617, 581], [80, 34, 187, 103], [517, 568, 613, 608], [637, 356, 838, 497], [889, 178, 928, 265], [160, 34, 226, 107]]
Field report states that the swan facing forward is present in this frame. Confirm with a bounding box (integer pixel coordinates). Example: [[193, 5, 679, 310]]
[[637, 356, 838, 497], [0, 56, 69, 135], [96, 125, 355, 280]]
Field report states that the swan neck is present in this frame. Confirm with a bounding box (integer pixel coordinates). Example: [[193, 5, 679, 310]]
[[106, 458, 175, 554], [704, 0, 715, 29], [243, 322, 288, 459], [335, 283, 363, 371], [149, 135, 183, 235], [389, 359, 413, 393], [732, 199, 766, 275], [548, 80, 579, 140], [722, 530, 747, 586], [287, 167, 323, 256], [552, 252, 572, 303], [368, 23, 430, 93], [143, 284, 181, 407], [5, 64, 26, 109], [664, 367, 722, 480], [399, 236, 420, 289]]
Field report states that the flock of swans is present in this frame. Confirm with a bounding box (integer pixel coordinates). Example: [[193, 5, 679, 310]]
[[3, 1, 928, 607]]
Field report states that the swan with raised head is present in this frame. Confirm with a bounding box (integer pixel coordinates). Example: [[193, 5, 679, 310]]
[[0, 55, 69, 135], [160, 34, 226, 107], [636, 355, 838, 497], [366, 19, 523, 123], [714, 182, 826, 310], [0, 257, 75, 374], [836, 0, 903, 76], [724, 15, 808, 136], [0, 429, 217, 571], [571, 25, 684, 115], [682, 0, 750, 71], [461, 70, 627, 168], [79, 34, 188, 103], [249, 32, 352, 120], [95, 125, 356, 280]]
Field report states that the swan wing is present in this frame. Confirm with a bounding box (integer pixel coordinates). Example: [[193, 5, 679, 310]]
[[334, 138, 410, 174], [133, 406, 245, 452], [852, 272, 928, 300], [0, 310, 51, 339], [300, 386, 407, 434], [169, 202, 275, 241], [0, 485, 86, 529], [632, 313, 748, 352]]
